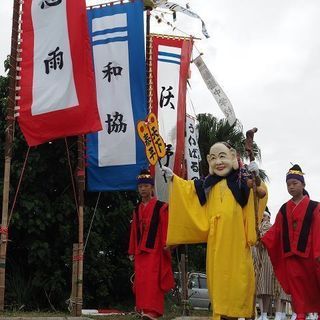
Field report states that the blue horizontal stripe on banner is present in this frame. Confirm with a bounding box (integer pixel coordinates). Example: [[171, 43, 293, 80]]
[[158, 58, 181, 65], [92, 36, 128, 46], [158, 51, 181, 59], [92, 26, 128, 37]]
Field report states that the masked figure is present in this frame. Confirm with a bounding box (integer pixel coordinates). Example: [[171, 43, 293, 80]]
[[162, 142, 268, 320]]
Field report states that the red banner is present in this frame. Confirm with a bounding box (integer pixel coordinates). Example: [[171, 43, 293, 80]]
[[18, 0, 101, 146]]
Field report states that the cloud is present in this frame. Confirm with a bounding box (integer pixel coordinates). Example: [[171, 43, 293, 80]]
[[0, 0, 14, 74], [1, 0, 319, 217]]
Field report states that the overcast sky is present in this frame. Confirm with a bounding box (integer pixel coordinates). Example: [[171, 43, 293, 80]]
[[1, 0, 320, 220]]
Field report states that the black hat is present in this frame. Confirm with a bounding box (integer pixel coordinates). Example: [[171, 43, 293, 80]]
[[137, 169, 154, 185], [286, 164, 305, 184]]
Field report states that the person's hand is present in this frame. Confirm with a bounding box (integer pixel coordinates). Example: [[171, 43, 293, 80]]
[[247, 161, 259, 175], [128, 255, 134, 261], [161, 166, 174, 180]]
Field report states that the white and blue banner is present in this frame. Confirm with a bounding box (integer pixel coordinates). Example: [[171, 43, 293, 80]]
[[86, 1, 147, 191]]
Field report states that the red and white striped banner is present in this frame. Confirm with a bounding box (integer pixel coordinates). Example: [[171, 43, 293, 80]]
[[18, 0, 102, 146], [150, 35, 192, 200], [151, 35, 192, 174]]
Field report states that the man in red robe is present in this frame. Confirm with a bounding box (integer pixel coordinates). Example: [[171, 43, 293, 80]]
[[128, 169, 174, 320], [262, 164, 320, 320]]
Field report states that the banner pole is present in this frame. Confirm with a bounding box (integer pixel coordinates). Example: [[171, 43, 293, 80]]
[[0, 0, 21, 310], [146, 7, 151, 113], [75, 135, 85, 316]]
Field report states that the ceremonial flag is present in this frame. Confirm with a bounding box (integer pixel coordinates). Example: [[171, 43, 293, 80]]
[[185, 114, 201, 180], [151, 35, 192, 175], [18, 0, 102, 146], [150, 35, 192, 200], [193, 55, 236, 125], [154, 1, 210, 38], [86, 1, 147, 191]]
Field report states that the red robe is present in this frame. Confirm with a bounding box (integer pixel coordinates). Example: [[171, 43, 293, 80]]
[[262, 196, 320, 313], [128, 198, 174, 316]]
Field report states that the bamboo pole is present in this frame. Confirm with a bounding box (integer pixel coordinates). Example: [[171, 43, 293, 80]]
[[145, 7, 152, 112], [75, 135, 85, 316], [0, 0, 21, 310], [70, 243, 79, 315], [180, 253, 189, 316]]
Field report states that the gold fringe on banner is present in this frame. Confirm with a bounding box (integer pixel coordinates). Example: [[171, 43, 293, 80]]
[[149, 32, 193, 41], [86, 0, 142, 11]]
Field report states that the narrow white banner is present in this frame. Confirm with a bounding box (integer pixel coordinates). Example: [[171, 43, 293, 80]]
[[185, 115, 201, 180], [193, 55, 236, 126], [157, 44, 182, 169]]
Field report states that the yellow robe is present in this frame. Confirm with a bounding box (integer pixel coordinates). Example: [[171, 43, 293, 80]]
[[167, 175, 267, 318]]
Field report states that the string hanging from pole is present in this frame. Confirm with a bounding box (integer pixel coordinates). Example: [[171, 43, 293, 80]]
[[65, 138, 79, 217], [186, 88, 197, 119], [8, 147, 30, 226], [83, 192, 101, 253]]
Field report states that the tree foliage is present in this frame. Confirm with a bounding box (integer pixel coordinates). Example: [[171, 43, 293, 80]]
[[196, 113, 267, 180], [0, 78, 268, 311], [0, 74, 138, 310]]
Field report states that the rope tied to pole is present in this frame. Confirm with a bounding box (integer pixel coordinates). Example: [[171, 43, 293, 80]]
[[8, 146, 30, 225], [0, 228, 8, 236], [73, 255, 84, 262]]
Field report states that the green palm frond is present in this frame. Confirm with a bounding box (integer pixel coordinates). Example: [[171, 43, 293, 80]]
[[196, 113, 267, 180]]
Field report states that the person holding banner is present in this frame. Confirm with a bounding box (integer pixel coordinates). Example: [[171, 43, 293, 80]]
[[128, 169, 174, 320], [162, 142, 268, 320], [262, 164, 320, 320]]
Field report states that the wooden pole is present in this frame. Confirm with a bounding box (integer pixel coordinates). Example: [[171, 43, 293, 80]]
[[245, 128, 260, 241], [70, 243, 79, 315], [0, 0, 21, 310], [75, 135, 85, 316], [245, 128, 260, 319], [145, 5, 152, 113], [180, 253, 189, 316]]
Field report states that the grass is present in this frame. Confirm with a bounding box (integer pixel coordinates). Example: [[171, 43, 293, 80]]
[[0, 295, 211, 319], [0, 310, 67, 317], [0, 308, 211, 319], [86, 309, 211, 320]]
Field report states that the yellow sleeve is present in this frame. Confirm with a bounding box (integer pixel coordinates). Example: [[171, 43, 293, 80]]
[[166, 175, 209, 245], [243, 182, 268, 246]]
